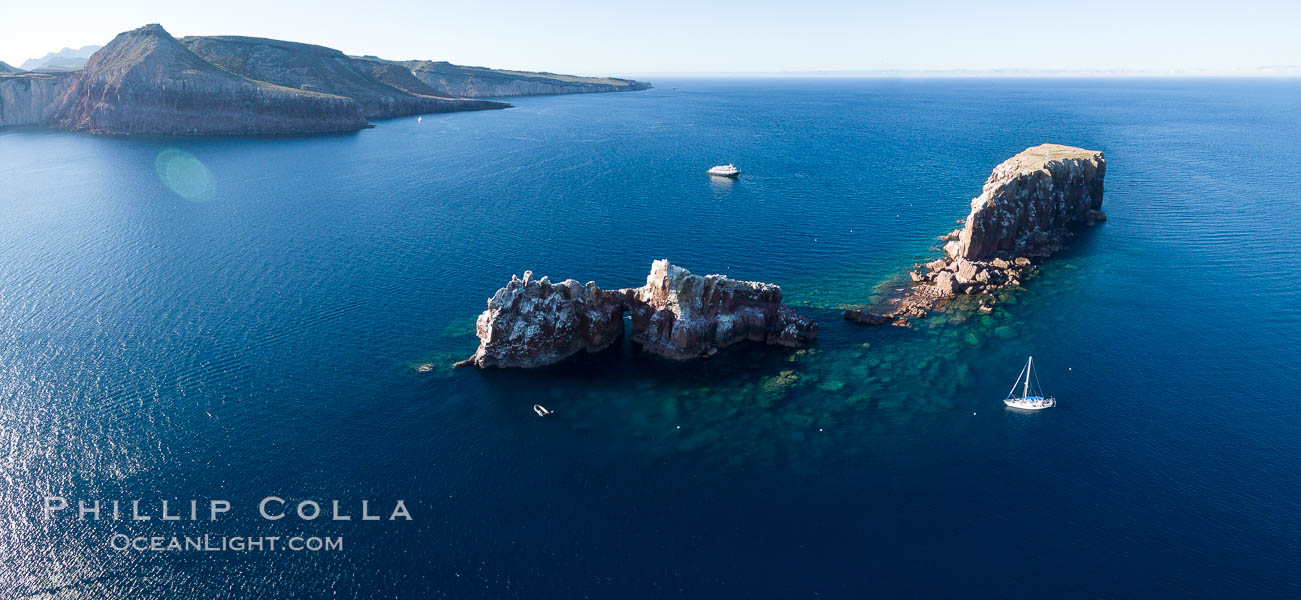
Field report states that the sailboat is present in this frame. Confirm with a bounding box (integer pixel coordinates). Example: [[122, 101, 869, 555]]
[[1003, 356, 1055, 410]]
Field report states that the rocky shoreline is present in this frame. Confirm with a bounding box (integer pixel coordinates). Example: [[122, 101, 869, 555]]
[[847, 144, 1106, 326], [456, 260, 816, 369]]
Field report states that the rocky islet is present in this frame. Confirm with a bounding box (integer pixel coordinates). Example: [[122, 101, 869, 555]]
[[849, 143, 1106, 326], [458, 260, 817, 368]]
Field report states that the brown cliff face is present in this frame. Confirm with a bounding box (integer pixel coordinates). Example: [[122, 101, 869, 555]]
[[849, 144, 1107, 326], [180, 36, 510, 119], [957, 144, 1106, 260], [460, 260, 816, 368], [50, 24, 369, 135]]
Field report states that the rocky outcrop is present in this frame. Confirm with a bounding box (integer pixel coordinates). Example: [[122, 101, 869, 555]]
[[458, 272, 626, 369], [628, 260, 816, 360], [50, 24, 370, 135], [458, 260, 816, 368], [396, 60, 651, 98], [181, 36, 510, 119], [843, 310, 891, 326], [957, 144, 1105, 260], [0, 72, 74, 126], [847, 144, 1106, 326]]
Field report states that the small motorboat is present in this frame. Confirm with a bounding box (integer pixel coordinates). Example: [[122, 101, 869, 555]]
[[706, 164, 740, 177], [1003, 356, 1056, 410], [533, 404, 553, 417]]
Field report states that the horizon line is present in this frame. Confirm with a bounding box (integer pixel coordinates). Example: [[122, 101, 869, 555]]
[[622, 68, 1301, 79]]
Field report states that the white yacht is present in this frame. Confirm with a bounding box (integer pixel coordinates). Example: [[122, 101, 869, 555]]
[[1003, 356, 1056, 410], [706, 164, 740, 177], [533, 404, 553, 417]]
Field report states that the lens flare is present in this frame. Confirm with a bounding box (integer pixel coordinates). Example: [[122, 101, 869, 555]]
[[154, 149, 215, 201]]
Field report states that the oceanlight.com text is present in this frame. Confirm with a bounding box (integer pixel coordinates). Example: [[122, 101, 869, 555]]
[[110, 534, 344, 552]]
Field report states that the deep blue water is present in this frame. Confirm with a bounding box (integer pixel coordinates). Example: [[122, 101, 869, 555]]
[[1, 78, 1300, 598]]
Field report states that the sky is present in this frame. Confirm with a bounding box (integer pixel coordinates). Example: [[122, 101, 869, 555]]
[[2, 0, 1299, 76]]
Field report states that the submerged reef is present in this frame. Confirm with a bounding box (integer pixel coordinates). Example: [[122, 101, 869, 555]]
[[849, 143, 1106, 325], [457, 260, 816, 368]]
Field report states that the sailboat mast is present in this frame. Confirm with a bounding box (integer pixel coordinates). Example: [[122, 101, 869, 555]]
[[1023, 356, 1032, 399]]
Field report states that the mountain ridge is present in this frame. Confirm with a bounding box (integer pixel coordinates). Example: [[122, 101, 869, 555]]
[[50, 24, 369, 135], [180, 35, 507, 118], [19, 45, 102, 71], [0, 23, 650, 135]]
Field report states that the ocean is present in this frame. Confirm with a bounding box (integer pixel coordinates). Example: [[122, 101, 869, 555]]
[[1, 78, 1299, 598]]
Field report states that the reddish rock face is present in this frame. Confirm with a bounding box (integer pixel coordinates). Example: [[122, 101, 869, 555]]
[[958, 144, 1106, 260], [460, 260, 817, 368], [845, 143, 1106, 328]]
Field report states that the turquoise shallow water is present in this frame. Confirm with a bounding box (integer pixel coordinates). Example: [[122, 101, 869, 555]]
[[1, 78, 1300, 598]]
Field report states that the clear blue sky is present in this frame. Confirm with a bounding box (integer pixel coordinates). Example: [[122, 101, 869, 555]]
[[3, 0, 1299, 76]]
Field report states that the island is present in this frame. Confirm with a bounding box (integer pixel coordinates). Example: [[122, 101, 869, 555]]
[[457, 260, 817, 368], [847, 143, 1107, 325], [0, 23, 652, 135]]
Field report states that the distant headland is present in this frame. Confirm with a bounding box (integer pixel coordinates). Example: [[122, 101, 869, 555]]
[[0, 24, 651, 136]]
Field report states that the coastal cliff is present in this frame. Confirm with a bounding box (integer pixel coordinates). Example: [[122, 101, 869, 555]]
[[955, 144, 1106, 260], [850, 144, 1106, 325], [1, 24, 647, 136], [180, 36, 510, 119], [0, 72, 73, 126], [51, 25, 369, 135], [396, 60, 651, 98], [459, 260, 815, 368]]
